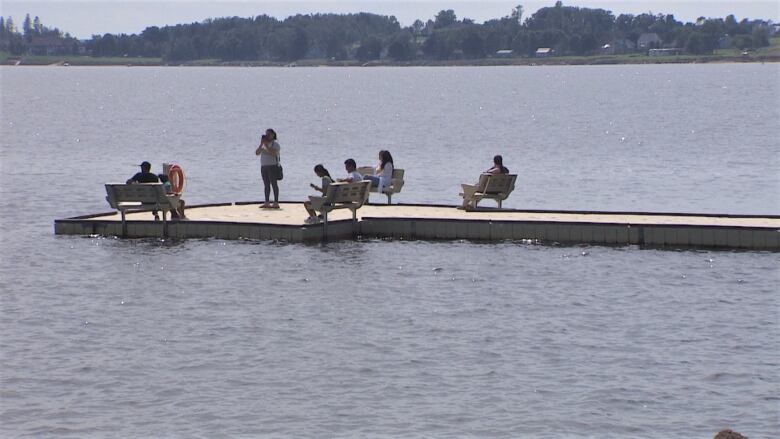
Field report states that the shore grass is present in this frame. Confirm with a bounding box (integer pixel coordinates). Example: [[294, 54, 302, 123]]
[[2, 45, 778, 67], [1, 54, 162, 66]]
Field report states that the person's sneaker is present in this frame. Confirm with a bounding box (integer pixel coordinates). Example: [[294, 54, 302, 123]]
[[304, 217, 319, 225]]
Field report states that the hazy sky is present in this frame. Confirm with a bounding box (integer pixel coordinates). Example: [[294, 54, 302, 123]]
[[2, 0, 778, 39]]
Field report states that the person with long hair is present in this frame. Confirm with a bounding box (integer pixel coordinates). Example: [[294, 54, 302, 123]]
[[363, 150, 394, 190], [304, 164, 333, 224], [486, 155, 509, 174], [461, 155, 510, 209], [255, 128, 281, 208]]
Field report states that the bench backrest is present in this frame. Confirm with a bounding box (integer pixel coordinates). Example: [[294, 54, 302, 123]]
[[473, 174, 491, 192], [324, 181, 371, 206], [483, 174, 517, 195], [105, 183, 170, 209], [390, 169, 405, 192]]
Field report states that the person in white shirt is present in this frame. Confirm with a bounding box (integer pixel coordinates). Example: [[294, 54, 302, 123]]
[[363, 150, 394, 189], [255, 128, 281, 208], [337, 158, 363, 183]]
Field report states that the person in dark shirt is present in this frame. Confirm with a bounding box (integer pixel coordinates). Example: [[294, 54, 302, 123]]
[[126, 161, 161, 220], [127, 161, 160, 184]]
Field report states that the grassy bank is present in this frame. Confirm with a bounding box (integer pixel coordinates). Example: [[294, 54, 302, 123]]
[[2, 37, 778, 67], [0, 55, 162, 66]]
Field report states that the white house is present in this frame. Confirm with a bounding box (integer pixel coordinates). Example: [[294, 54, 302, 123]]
[[535, 48, 554, 57]]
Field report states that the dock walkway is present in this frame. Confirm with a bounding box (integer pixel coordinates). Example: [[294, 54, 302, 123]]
[[54, 202, 780, 250]]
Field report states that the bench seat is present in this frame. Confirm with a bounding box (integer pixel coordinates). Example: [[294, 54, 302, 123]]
[[460, 174, 517, 209], [357, 167, 405, 204], [105, 183, 180, 236], [308, 181, 371, 231]]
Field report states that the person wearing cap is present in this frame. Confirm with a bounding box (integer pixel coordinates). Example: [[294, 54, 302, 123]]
[[127, 161, 160, 184], [124, 161, 163, 220]]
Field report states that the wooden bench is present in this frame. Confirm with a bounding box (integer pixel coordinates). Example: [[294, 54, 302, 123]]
[[460, 174, 518, 209], [357, 166, 405, 204], [105, 183, 180, 237], [308, 181, 371, 232]]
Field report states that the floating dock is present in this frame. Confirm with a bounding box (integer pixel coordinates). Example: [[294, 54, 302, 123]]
[[53, 202, 780, 250]]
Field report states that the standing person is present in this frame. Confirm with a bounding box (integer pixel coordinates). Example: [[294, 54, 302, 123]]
[[303, 164, 333, 224], [337, 158, 363, 183], [363, 150, 394, 189], [255, 129, 281, 208], [486, 155, 509, 174], [126, 161, 159, 184]]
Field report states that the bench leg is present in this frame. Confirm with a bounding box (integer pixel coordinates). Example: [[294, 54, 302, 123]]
[[351, 208, 358, 238], [121, 211, 127, 238], [386, 193, 392, 205], [162, 211, 168, 238], [323, 211, 328, 241]]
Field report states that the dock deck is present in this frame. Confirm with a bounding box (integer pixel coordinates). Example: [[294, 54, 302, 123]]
[[54, 202, 780, 250]]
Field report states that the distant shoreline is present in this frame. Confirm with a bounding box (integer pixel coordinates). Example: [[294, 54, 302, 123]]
[[3, 53, 779, 67]]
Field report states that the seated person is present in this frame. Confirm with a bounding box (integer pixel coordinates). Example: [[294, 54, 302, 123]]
[[126, 161, 163, 219], [460, 155, 509, 209], [158, 174, 187, 219], [486, 155, 509, 174], [127, 161, 159, 184], [304, 164, 333, 224], [363, 150, 394, 189], [337, 158, 363, 183]]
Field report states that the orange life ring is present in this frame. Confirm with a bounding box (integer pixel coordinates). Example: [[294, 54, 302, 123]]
[[168, 164, 185, 194]]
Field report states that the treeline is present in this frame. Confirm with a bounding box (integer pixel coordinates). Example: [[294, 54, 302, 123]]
[[1, 2, 775, 61], [0, 14, 78, 54]]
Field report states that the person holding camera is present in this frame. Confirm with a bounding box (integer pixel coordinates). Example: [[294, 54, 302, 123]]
[[255, 128, 281, 208]]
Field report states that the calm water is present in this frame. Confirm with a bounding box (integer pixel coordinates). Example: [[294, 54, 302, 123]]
[[1, 64, 779, 438]]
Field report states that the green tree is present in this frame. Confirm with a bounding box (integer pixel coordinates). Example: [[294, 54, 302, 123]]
[[461, 30, 485, 58], [422, 30, 457, 59], [412, 19, 425, 35], [356, 35, 382, 61], [22, 13, 32, 40], [164, 36, 196, 61], [511, 5, 524, 24], [434, 10, 457, 29], [323, 29, 348, 59], [724, 14, 739, 35], [290, 28, 309, 59], [5, 16, 15, 34], [731, 34, 753, 49], [751, 26, 770, 47], [685, 32, 712, 54], [387, 31, 415, 60]]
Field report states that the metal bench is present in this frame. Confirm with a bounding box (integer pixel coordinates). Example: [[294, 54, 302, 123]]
[[460, 174, 517, 209], [357, 167, 405, 204], [105, 183, 180, 237]]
